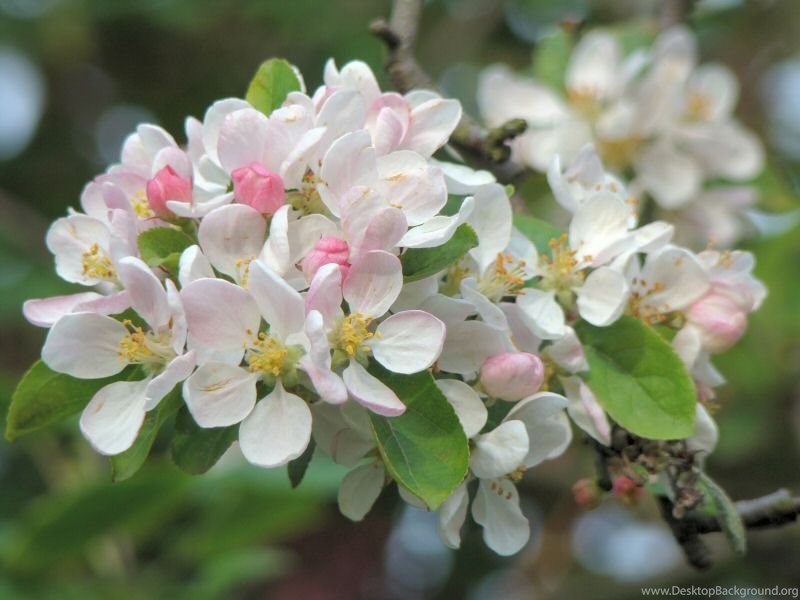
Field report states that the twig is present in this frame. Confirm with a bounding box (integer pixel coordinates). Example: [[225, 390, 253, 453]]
[[690, 489, 800, 533], [659, 0, 698, 30], [659, 489, 800, 569], [370, 0, 527, 177]]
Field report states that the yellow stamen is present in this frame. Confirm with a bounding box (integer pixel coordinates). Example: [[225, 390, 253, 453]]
[[337, 313, 376, 358], [247, 333, 289, 376], [131, 189, 155, 219], [81, 243, 116, 281]]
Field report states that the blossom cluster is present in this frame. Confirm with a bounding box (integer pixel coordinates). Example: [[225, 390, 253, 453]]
[[479, 25, 765, 246], [21, 48, 765, 557]]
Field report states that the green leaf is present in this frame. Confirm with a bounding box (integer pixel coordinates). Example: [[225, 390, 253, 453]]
[[513, 214, 564, 258], [401, 223, 478, 282], [171, 406, 237, 474], [532, 27, 573, 90], [696, 471, 747, 556], [287, 437, 316, 489], [245, 58, 303, 115], [367, 363, 469, 509], [575, 316, 696, 440], [6, 361, 134, 441], [110, 387, 184, 482], [137, 227, 194, 272]]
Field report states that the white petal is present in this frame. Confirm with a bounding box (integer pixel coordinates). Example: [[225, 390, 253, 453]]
[[198, 204, 267, 281], [634, 140, 702, 209], [561, 376, 611, 446], [180, 278, 261, 361], [438, 482, 470, 549], [403, 97, 462, 156], [79, 379, 149, 455], [435, 379, 487, 438], [640, 247, 710, 312], [687, 403, 718, 457], [472, 478, 529, 556], [306, 264, 344, 326], [117, 256, 170, 331], [517, 289, 566, 340], [506, 392, 573, 466], [183, 362, 258, 428], [459, 277, 509, 331], [569, 192, 630, 265], [23, 291, 130, 328], [343, 250, 402, 318], [201, 98, 251, 164], [217, 107, 274, 172], [575, 266, 629, 326], [687, 63, 738, 121], [433, 160, 495, 195], [375, 151, 447, 226], [372, 310, 445, 374], [438, 320, 507, 377], [398, 196, 474, 249], [42, 313, 127, 378], [566, 31, 621, 102], [239, 380, 312, 468], [468, 183, 512, 272], [178, 245, 214, 287], [470, 420, 529, 479], [247, 260, 305, 341], [544, 326, 588, 373], [338, 462, 386, 521], [343, 360, 405, 416], [319, 130, 377, 214], [299, 311, 348, 404], [144, 350, 196, 411]]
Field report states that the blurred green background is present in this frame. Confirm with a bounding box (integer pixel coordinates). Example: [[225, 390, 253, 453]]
[[1, 0, 799, 598]]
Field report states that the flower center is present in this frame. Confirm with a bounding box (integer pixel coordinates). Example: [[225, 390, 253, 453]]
[[596, 136, 643, 170], [248, 333, 289, 376], [538, 234, 585, 299], [81, 243, 116, 282], [336, 313, 376, 359], [478, 253, 527, 301], [131, 189, 156, 219], [442, 258, 471, 296], [118, 320, 174, 366], [686, 92, 712, 121], [628, 277, 668, 325], [235, 256, 256, 287]]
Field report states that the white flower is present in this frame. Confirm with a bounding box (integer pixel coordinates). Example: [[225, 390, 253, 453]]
[[41, 257, 195, 454], [437, 392, 572, 555]]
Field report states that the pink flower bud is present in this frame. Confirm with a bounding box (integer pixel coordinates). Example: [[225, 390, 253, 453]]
[[479, 352, 545, 401], [612, 476, 643, 505], [146, 165, 192, 218], [572, 478, 602, 510], [231, 161, 285, 215], [685, 292, 747, 353], [302, 236, 351, 281]]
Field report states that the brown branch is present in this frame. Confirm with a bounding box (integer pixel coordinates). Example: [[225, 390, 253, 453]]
[[370, 0, 527, 178], [659, 489, 800, 570], [659, 0, 698, 30]]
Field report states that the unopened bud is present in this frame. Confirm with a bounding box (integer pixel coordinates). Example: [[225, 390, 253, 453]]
[[685, 292, 747, 353], [572, 478, 602, 510], [302, 236, 350, 281], [479, 352, 544, 401], [612, 476, 642, 505], [146, 165, 192, 218], [231, 161, 285, 215]]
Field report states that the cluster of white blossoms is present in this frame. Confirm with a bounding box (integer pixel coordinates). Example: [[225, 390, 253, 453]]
[[479, 25, 765, 246], [22, 51, 765, 557]]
